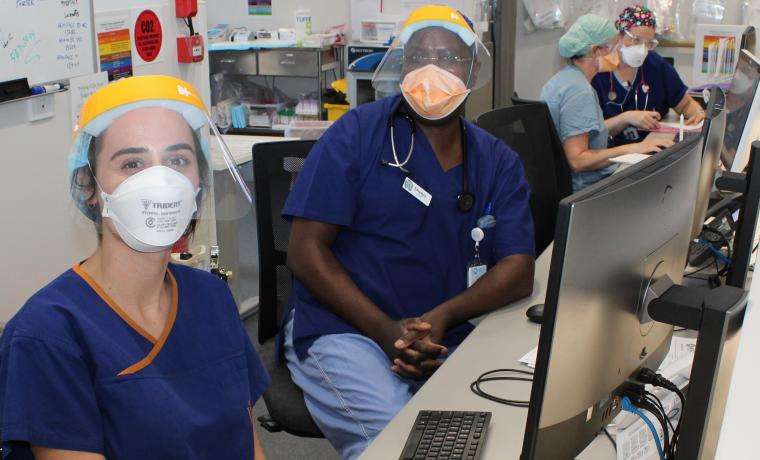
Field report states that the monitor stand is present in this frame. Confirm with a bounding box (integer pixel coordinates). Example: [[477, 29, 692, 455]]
[[648, 283, 747, 459], [712, 142, 760, 289]]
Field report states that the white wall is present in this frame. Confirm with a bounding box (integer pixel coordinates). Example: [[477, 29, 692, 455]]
[[206, 0, 350, 35], [0, 0, 211, 323], [715, 269, 760, 458], [513, 1, 746, 100]]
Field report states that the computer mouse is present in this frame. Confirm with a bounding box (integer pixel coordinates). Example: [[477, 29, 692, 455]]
[[526, 304, 544, 324]]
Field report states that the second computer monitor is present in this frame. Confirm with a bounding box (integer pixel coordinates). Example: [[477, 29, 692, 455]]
[[521, 137, 703, 459], [722, 49, 760, 172]]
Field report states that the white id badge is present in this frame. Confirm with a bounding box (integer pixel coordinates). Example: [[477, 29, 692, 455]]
[[402, 177, 432, 207], [467, 264, 487, 288]]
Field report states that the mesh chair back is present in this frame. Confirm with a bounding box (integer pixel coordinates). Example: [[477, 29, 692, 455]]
[[253, 140, 316, 343], [476, 104, 572, 255]]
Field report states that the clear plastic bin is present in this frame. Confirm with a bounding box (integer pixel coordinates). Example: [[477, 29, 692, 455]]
[[284, 120, 334, 140]]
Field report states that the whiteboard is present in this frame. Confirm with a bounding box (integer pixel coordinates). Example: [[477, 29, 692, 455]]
[[0, 0, 96, 85]]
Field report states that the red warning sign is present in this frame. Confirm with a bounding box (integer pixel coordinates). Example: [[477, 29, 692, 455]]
[[134, 10, 162, 63]]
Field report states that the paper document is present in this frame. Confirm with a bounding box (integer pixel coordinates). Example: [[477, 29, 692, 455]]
[[647, 121, 703, 134], [616, 409, 665, 460], [611, 154, 650, 165], [518, 336, 695, 370], [518, 347, 538, 368], [658, 336, 697, 371]]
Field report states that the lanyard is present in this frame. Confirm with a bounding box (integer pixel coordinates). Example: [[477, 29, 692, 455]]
[[606, 68, 650, 111]]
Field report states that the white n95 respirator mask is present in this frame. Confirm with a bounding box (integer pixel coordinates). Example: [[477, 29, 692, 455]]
[[620, 44, 648, 68], [100, 166, 200, 253]]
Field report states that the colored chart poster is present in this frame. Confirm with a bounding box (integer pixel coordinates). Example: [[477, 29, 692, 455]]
[[95, 12, 132, 81], [249, 0, 272, 15], [693, 25, 746, 87]]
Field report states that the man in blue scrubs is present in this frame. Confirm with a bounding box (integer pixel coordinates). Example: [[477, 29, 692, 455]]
[[281, 6, 535, 459]]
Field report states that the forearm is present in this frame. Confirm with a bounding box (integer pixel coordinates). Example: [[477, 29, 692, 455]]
[[288, 239, 392, 342], [423, 255, 535, 328], [604, 112, 631, 137], [31, 447, 105, 460], [253, 425, 266, 460], [676, 95, 703, 119], [570, 143, 634, 171]]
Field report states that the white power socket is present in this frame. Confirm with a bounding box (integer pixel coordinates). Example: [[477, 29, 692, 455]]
[[27, 94, 55, 122]]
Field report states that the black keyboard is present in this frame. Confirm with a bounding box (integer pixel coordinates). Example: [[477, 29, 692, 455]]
[[399, 410, 491, 460]]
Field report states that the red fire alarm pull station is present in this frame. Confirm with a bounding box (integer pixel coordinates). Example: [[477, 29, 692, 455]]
[[176, 0, 203, 63], [177, 35, 204, 63]]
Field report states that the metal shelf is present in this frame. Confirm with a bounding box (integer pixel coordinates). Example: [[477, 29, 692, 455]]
[[221, 126, 285, 136]]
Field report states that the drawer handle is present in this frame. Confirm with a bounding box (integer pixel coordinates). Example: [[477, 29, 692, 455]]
[[220, 59, 235, 64], [280, 60, 297, 65]]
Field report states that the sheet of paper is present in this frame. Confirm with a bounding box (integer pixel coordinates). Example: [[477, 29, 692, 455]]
[[611, 153, 651, 165], [68, 71, 109, 129], [616, 409, 665, 460], [350, 0, 381, 40], [518, 347, 538, 368], [658, 336, 697, 372], [648, 120, 704, 134]]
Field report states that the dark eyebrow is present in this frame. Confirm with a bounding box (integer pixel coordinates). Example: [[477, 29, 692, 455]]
[[165, 143, 195, 153], [110, 147, 149, 161]]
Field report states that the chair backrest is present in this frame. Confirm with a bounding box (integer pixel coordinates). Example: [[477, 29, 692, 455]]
[[476, 104, 573, 255], [511, 92, 540, 106], [253, 140, 317, 344]]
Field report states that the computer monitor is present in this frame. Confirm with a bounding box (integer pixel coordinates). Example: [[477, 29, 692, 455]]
[[691, 86, 727, 240], [521, 136, 704, 459], [721, 50, 760, 172]]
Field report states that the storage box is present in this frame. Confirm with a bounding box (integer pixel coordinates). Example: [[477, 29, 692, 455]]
[[284, 120, 334, 140]]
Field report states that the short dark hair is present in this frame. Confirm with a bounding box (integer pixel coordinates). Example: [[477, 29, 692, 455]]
[[69, 126, 209, 240]]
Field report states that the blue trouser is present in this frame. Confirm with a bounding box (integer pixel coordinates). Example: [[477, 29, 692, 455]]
[[283, 312, 436, 459]]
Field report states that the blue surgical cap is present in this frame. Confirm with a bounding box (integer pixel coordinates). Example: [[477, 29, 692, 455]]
[[558, 14, 617, 58]]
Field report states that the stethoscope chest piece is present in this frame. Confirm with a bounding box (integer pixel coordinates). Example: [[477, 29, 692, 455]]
[[457, 192, 475, 213], [608, 91, 617, 102]]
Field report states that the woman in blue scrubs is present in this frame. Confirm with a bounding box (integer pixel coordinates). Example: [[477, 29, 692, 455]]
[[0, 76, 269, 459], [541, 14, 674, 192], [592, 5, 706, 146]]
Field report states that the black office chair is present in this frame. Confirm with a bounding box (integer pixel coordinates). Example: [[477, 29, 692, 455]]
[[511, 92, 540, 106], [476, 103, 573, 256], [252, 140, 323, 438]]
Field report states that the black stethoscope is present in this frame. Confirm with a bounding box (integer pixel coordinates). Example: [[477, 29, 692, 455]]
[[606, 67, 650, 111], [380, 103, 475, 213]]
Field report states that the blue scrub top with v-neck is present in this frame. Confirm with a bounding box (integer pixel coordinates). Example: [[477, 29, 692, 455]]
[[282, 95, 535, 359], [592, 51, 689, 146], [0, 263, 269, 459]]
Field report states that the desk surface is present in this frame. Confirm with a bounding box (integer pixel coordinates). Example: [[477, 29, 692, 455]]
[[360, 244, 615, 459], [210, 134, 299, 170]]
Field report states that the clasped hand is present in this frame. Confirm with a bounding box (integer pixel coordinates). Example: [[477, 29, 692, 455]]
[[378, 316, 448, 380]]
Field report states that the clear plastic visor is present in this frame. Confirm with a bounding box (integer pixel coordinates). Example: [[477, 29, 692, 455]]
[[69, 105, 252, 225], [372, 26, 493, 97]]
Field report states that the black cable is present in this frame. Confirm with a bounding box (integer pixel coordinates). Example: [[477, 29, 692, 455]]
[[684, 260, 716, 277], [469, 368, 533, 408], [184, 17, 195, 36], [646, 391, 676, 434], [637, 369, 686, 458], [602, 427, 616, 450]]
